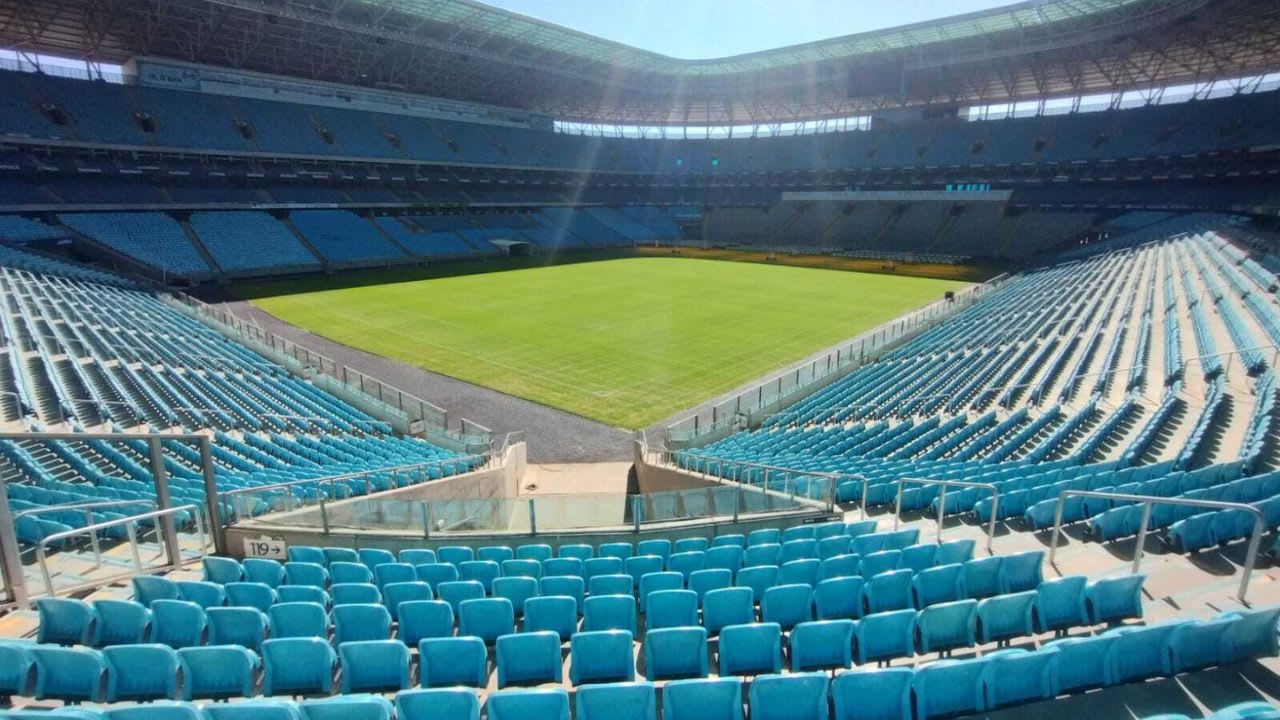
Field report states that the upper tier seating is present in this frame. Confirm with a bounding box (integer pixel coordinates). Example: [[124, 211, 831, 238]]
[[57, 213, 211, 277], [188, 212, 320, 273]]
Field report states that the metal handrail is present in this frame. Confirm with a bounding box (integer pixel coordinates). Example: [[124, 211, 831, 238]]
[[1046, 490, 1266, 603], [16, 499, 159, 574], [33, 503, 206, 599], [672, 451, 843, 512], [218, 454, 487, 522], [893, 477, 1000, 554]]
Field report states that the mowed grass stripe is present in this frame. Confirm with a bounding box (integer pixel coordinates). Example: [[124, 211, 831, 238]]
[[245, 257, 965, 428]]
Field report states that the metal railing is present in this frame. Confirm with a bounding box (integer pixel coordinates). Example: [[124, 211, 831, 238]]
[[893, 477, 1000, 554], [33, 504, 207, 599], [218, 454, 488, 527], [1046, 490, 1266, 603], [671, 452, 856, 514], [16, 499, 158, 574]]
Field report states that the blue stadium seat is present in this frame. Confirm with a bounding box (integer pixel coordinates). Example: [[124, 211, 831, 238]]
[[789, 619, 854, 672], [414, 564, 459, 592], [493, 576, 539, 617], [437, 581, 486, 615], [899, 544, 938, 573], [495, 630, 562, 688], [997, 551, 1044, 593], [458, 597, 515, 644], [332, 603, 391, 644], [643, 626, 708, 680], [177, 646, 259, 700], [1048, 633, 1120, 692], [646, 589, 698, 630], [962, 557, 1003, 599], [688, 569, 733, 605], [399, 549, 438, 567], [860, 550, 902, 578], [207, 607, 269, 651], [244, 560, 286, 589], [637, 540, 672, 562], [815, 577, 864, 620], [778, 559, 820, 588], [284, 563, 329, 589], [863, 569, 913, 614], [269, 602, 328, 639], [478, 546, 515, 565], [736, 565, 779, 604], [912, 657, 989, 720], [1108, 622, 1183, 683], [585, 558, 625, 584], [324, 549, 360, 566], [590, 574, 634, 597], [91, 600, 150, 648], [517, 544, 554, 563], [501, 560, 542, 580], [177, 581, 227, 610], [570, 629, 635, 685], [703, 587, 755, 636], [106, 702, 203, 720], [1219, 605, 1280, 663], [560, 544, 594, 561], [982, 648, 1059, 708], [662, 677, 744, 720], [1086, 574, 1145, 625], [203, 700, 301, 720], [934, 540, 976, 566], [748, 529, 781, 546], [289, 547, 326, 565], [583, 594, 637, 634], [855, 609, 916, 665], [706, 546, 744, 576], [976, 591, 1037, 645], [1033, 576, 1088, 633], [538, 576, 585, 613], [832, 667, 912, 720], [375, 566, 420, 592], [419, 636, 487, 688], [103, 644, 179, 701], [600, 543, 634, 561], [438, 547, 475, 567], [1169, 616, 1238, 673], [38, 597, 97, 646], [331, 583, 381, 607], [329, 563, 373, 585], [338, 640, 410, 693], [638, 572, 684, 613], [780, 539, 818, 564], [575, 681, 657, 720], [745, 544, 782, 567], [542, 558, 585, 579], [397, 600, 454, 646], [748, 673, 829, 720], [261, 637, 337, 696], [717, 622, 781, 676], [357, 549, 395, 570], [396, 688, 479, 720], [458, 561, 501, 594], [301, 695, 393, 720], [128, 578, 184, 610], [760, 584, 813, 630], [225, 583, 278, 614], [486, 688, 571, 720], [277, 587, 329, 608], [668, 552, 707, 581], [204, 557, 245, 585], [674, 538, 710, 554], [152, 600, 207, 649], [523, 596, 577, 641], [625, 556, 664, 588], [916, 599, 978, 655], [912, 564, 965, 608], [30, 646, 107, 702]]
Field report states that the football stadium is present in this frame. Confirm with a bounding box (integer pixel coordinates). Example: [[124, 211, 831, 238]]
[[3, 0, 1280, 718]]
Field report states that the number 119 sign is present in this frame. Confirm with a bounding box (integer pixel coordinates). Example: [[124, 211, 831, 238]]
[[243, 537, 287, 560]]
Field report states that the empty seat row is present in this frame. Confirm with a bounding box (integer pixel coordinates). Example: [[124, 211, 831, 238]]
[[7, 605, 1277, 719]]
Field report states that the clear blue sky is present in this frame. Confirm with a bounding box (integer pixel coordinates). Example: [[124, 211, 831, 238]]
[[478, 0, 1021, 59]]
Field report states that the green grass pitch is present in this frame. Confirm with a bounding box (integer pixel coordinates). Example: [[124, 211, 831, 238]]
[[244, 257, 966, 428]]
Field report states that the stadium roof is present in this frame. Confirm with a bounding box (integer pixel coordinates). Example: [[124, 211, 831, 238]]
[[2, 0, 1280, 125]]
